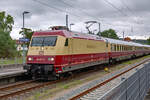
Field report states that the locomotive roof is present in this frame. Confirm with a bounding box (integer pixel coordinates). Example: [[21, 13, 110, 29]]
[[33, 30, 104, 41], [33, 30, 150, 48]]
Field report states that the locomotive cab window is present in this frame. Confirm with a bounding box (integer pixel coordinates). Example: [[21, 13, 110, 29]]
[[31, 36, 57, 46], [65, 38, 68, 46]]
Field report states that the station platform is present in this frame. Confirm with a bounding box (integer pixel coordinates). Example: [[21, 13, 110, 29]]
[[0, 67, 26, 79]]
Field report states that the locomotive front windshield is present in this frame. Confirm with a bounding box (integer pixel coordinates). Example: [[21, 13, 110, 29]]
[[31, 36, 57, 46]]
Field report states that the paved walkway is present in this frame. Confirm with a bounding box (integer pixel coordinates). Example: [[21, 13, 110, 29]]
[[0, 67, 26, 79]]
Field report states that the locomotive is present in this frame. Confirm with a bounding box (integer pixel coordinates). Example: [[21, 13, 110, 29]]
[[24, 26, 150, 80]]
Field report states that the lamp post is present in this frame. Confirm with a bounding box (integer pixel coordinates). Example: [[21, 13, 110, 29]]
[[98, 22, 101, 36], [70, 23, 74, 31], [23, 11, 30, 29], [66, 14, 68, 29], [123, 31, 125, 40], [22, 11, 30, 64]]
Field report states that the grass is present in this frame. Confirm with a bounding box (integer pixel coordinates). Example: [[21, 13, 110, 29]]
[[0, 57, 23, 65], [27, 79, 83, 100], [27, 55, 150, 100]]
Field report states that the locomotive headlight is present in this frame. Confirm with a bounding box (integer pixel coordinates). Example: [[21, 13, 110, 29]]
[[48, 57, 54, 61], [28, 57, 33, 61]]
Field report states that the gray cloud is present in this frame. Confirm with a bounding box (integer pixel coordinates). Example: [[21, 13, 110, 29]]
[[0, 0, 150, 39]]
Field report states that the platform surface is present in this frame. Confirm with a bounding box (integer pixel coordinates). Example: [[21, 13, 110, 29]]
[[0, 67, 26, 79]]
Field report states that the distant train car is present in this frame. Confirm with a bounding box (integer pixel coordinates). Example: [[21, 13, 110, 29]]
[[24, 26, 150, 80]]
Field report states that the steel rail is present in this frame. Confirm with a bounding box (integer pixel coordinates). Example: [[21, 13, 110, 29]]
[[0, 80, 35, 91], [0, 64, 103, 99], [0, 79, 61, 99], [70, 58, 150, 100]]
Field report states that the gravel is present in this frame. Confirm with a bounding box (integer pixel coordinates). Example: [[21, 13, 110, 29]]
[[55, 58, 150, 100]]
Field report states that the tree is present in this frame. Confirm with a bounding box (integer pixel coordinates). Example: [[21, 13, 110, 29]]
[[147, 37, 150, 45], [0, 11, 14, 33], [0, 30, 17, 58], [19, 28, 34, 46], [97, 29, 119, 39], [0, 11, 16, 58]]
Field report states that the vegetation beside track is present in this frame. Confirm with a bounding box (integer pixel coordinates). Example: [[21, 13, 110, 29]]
[[26, 55, 150, 100], [0, 57, 23, 65]]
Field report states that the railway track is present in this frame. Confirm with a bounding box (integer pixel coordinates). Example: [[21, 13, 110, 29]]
[[0, 57, 149, 100], [69, 58, 150, 100], [0, 64, 105, 100], [0, 80, 51, 99]]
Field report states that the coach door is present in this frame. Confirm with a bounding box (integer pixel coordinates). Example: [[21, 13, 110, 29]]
[[105, 39, 109, 61]]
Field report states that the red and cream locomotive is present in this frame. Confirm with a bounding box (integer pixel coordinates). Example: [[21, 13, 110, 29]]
[[24, 26, 150, 80]]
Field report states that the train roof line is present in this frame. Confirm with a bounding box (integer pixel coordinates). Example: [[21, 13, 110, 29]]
[[103, 37, 150, 47], [33, 30, 150, 48]]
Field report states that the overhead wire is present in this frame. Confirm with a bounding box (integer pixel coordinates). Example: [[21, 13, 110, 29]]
[[32, 0, 105, 33], [32, 0, 82, 19], [119, 0, 148, 35], [119, 0, 137, 16], [120, 0, 144, 24], [58, 0, 102, 21], [32, 0, 142, 34], [103, 0, 128, 16]]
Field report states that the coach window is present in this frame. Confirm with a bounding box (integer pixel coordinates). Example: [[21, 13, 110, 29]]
[[114, 45, 116, 51], [65, 38, 68, 46], [111, 44, 113, 51], [106, 40, 108, 47], [106, 42, 108, 47], [117, 45, 119, 51], [120, 45, 122, 51]]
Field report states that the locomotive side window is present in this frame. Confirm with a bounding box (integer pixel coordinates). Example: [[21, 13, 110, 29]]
[[65, 38, 68, 46]]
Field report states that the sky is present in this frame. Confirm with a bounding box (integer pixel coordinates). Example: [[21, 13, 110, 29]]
[[0, 0, 150, 39]]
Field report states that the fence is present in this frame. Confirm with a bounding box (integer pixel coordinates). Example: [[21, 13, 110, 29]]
[[0, 57, 23, 65], [99, 62, 150, 100], [0, 57, 24, 69]]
